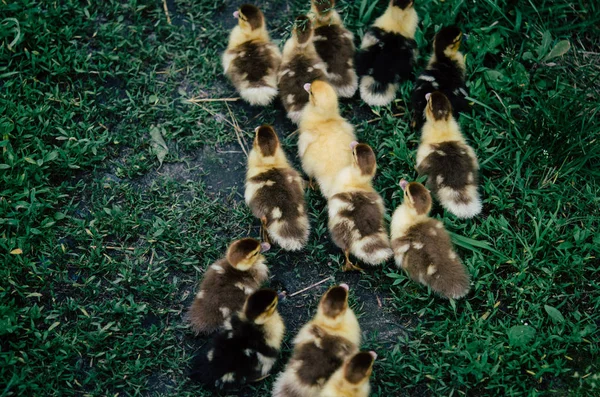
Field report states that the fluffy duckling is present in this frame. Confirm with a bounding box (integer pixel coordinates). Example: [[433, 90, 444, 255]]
[[390, 180, 470, 299], [356, 0, 418, 106], [245, 124, 310, 251], [328, 142, 393, 271], [416, 91, 481, 218], [187, 238, 270, 334], [310, 0, 358, 97], [222, 4, 282, 106], [412, 25, 469, 130], [321, 351, 377, 397], [189, 289, 285, 388], [278, 16, 328, 123], [298, 80, 357, 198], [272, 284, 361, 397]]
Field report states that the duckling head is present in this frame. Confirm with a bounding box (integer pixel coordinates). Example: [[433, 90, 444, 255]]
[[424, 91, 453, 122], [434, 25, 463, 59], [314, 283, 351, 328], [391, 0, 414, 9], [294, 15, 314, 46], [243, 289, 279, 324], [304, 80, 339, 115], [234, 4, 265, 33], [226, 238, 270, 271], [312, 0, 335, 15], [351, 142, 377, 180], [253, 124, 280, 157], [400, 180, 432, 216], [344, 351, 377, 386]]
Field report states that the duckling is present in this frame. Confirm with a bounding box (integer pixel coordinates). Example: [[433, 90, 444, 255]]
[[416, 91, 481, 218], [189, 289, 285, 389], [222, 4, 282, 106], [245, 124, 310, 251], [328, 142, 393, 272], [298, 80, 357, 198], [321, 351, 377, 397], [390, 180, 470, 299], [278, 16, 328, 123], [412, 25, 469, 130], [310, 0, 358, 98], [187, 238, 270, 334], [356, 0, 418, 106], [272, 284, 361, 397]]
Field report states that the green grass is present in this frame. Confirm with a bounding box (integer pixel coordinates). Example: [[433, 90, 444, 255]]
[[1, 0, 599, 395]]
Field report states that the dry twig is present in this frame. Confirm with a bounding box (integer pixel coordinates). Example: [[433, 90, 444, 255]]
[[288, 276, 333, 298], [162, 0, 172, 25]]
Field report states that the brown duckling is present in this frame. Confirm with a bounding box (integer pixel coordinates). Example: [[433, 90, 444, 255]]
[[321, 351, 377, 397], [310, 0, 358, 98], [272, 284, 361, 397], [328, 142, 393, 271], [390, 180, 470, 299], [278, 16, 327, 123], [187, 238, 270, 334], [245, 125, 310, 251], [222, 4, 282, 105], [416, 91, 481, 218]]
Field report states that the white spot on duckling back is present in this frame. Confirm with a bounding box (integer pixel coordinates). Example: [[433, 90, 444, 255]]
[[418, 74, 436, 82], [429, 228, 437, 236], [449, 250, 457, 260], [272, 207, 282, 219], [211, 264, 225, 274], [244, 349, 253, 357], [207, 349, 214, 362], [437, 175, 444, 185], [196, 290, 204, 299], [313, 35, 327, 41], [307, 67, 314, 73], [221, 373, 235, 383], [412, 242, 424, 250], [468, 172, 474, 183], [219, 307, 231, 318], [286, 94, 295, 105], [360, 33, 379, 49], [436, 150, 447, 156], [427, 265, 437, 276]]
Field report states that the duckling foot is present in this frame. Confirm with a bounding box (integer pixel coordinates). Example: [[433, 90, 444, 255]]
[[342, 250, 363, 272]]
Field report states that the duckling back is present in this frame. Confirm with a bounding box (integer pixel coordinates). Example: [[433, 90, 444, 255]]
[[328, 191, 393, 266], [391, 218, 470, 299], [313, 24, 358, 97], [189, 313, 282, 389], [246, 167, 310, 250], [187, 259, 268, 334], [224, 40, 281, 105], [417, 140, 481, 218], [272, 324, 358, 397], [412, 62, 469, 130]]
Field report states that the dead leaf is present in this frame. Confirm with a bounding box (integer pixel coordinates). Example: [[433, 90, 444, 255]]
[[150, 126, 169, 168], [10, 248, 22, 255]]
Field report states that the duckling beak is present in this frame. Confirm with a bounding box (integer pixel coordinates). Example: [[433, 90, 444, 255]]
[[303, 83, 312, 93], [369, 351, 378, 360], [260, 242, 271, 252], [349, 141, 359, 150], [339, 283, 349, 291], [399, 179, 409, 191], [233, 11, 240, 19], [425, 92, 431, 102]]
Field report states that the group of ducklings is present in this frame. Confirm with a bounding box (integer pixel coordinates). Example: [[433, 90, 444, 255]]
[[187, 239, 372, 395], [188, 0, 486, 394]]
